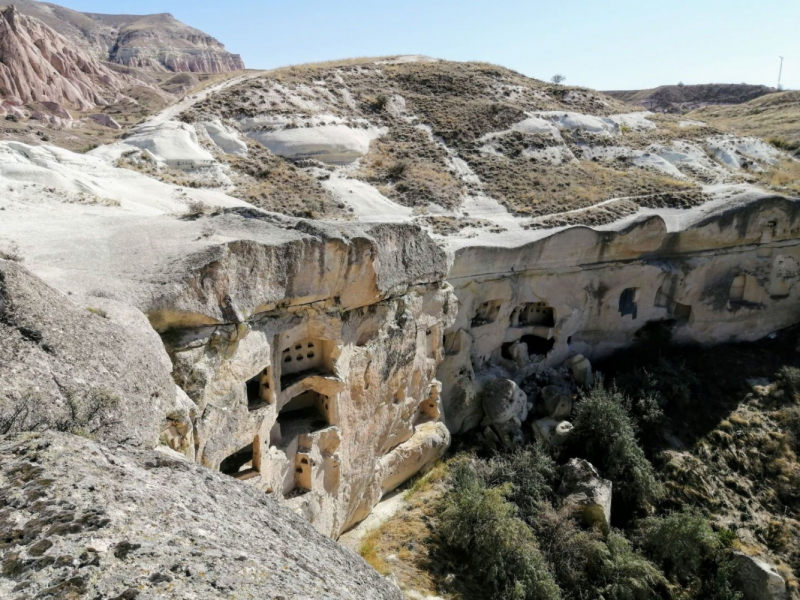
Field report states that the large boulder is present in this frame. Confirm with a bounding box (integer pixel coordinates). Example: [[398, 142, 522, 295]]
[[481, 378, 529, 449], [541, 384, 572, 419], [566, 354, 594, 389], [559, 458, 612, 532], [481, 378, 529, 424], [0, 260, 177, 449], [732, 552, 788, 600], [0, 431, 402, 599]]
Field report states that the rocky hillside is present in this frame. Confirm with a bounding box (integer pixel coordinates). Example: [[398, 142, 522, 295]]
[[0, 0, 244, 73], [0, 6, 130, 114], [606, 83, 776, 113], [0, 431, 402, 599], [689, 91, 800, 158], [1, 49, 799, 600], [157, 57, 798, 224]]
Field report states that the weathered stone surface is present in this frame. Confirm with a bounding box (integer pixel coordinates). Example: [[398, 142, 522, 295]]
[[439, 196, 800, 433], [533, 418, 573, 447], [89, 113, 122, 129], [566, 354, 594, 389], [0, 431, 402, 599], [559, 458, 612, 532], [541, 384, 573, 419], [0, 6, 128, 111], [0, 260, 175, 449], [732, 552, 788, 600], [481, 378, 528, 424], [0, 2, 244, 73]]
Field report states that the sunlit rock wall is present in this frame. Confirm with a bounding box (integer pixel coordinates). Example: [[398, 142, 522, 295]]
[[439, 197, 800, 433], [154, 222, 456, 537]]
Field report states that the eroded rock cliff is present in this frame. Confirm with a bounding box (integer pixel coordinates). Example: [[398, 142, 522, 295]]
[[0, 1, 244, 73], [0, 6, 128, 112]]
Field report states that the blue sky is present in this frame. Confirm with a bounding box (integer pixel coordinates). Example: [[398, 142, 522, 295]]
[[59, 0, 799, 91]]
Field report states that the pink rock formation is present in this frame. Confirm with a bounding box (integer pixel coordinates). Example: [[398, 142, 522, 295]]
[[0, 5, 127, 111]]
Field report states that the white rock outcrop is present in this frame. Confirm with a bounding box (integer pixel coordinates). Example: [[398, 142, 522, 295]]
[[560, 458, 613, 532], [249, 124, 385, 165], [438, 195, 800, 434], [733, 552, 788, 600]]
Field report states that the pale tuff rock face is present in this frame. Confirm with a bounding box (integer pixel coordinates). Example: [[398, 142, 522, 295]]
[[0, 259, 177, 449], [0, 6, 128, 112], [0, 432, 404, 599], [437, 195, 800, 434], [93, 12, 245, 73], [155, 224, 457, 537], [1, 51, 800, 553]]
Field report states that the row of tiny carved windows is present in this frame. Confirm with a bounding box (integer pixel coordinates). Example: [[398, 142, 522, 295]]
[[282, 342, 315, 363]]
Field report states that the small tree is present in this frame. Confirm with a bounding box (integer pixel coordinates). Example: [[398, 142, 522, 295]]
[[551, 74, 566, 85]]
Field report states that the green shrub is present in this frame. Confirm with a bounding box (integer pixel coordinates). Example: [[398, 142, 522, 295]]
[[531, 507, 666, 600], [636, 510, 720, 583], [698, 555, 743, 600], [776, 365, 800, 398], [570, 385, 661, 510], [439, 460, 562, 600], [530, 506, 601, 595], [590, 532, 667, 600], [479, 445, 558, 521], [615, 358, 698, 416]]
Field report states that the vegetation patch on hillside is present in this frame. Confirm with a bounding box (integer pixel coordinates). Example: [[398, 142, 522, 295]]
[[362, 329, 800, 599]]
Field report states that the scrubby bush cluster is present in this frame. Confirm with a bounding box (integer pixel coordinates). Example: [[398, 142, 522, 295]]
[[432, 338, 800, 599], [436, 446, 743, 599], [568, 384, 662, 511], [0, 387, 120, 438]]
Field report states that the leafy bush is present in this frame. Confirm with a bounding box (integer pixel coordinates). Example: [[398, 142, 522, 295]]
[[479, 445, 558, 520], [590, 532, 667, 600], [635, 511, 743, 599], [615, 358, 698, 416], [570, 385, 661, 510], [439, 460, 562, 600], [531, 507, 665, 600], [636, 510, 719, 583]]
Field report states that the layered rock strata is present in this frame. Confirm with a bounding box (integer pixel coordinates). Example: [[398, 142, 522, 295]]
[[0, 6, 127, 111]]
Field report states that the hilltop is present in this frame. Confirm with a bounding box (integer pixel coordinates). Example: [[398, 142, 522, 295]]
[[605, 83, 776, 113]]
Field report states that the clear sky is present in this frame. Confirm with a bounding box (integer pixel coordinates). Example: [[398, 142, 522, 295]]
[[56, 0, 799, 91]]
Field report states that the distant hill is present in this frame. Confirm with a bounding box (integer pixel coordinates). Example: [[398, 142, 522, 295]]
[[0, 0, 244, 73], [688, 91, 800, 156], [605, 83, 776, 113]]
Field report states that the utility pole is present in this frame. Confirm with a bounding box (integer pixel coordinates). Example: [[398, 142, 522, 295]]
[[778, 56, 784, 90]]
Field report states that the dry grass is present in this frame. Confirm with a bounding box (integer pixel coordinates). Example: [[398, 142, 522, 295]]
[[689, 91, 800, 157], [760, 159, 800, 195], [357, 125, 464, 209], [226, 139, 348, 219], [358, 462, 455, 599], [467, 153, 700, 216]]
